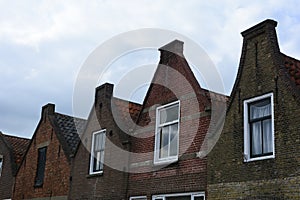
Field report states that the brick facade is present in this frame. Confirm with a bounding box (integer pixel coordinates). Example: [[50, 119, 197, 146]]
[[69, 84, 141, 199], [13, 104, 85, 200], [208, 19, 300, 199], [127, 40, 215, 199]]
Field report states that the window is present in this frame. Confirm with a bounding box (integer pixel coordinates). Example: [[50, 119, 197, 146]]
[[35, 147, 47, 187], [0, 155, 3, 176], [154, 101, 180, 164], [152, 192, 205, 200], [90, 130, 106, 174], [129, 196, 147, 200], [244, 93, 275, 162]]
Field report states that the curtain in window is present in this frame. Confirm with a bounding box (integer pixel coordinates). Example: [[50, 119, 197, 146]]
[[252, 121, 262, 155], [250, 100, 272, 156], [263, 119, 272, 153], [250, 104, 270, 119]]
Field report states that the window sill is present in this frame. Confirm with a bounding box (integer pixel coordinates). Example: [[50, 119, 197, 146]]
[[244, 154, 275, 162], [86, 172, 103, 178]]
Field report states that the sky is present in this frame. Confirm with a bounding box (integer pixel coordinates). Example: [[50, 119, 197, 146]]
[[1, 0, 300, 138]]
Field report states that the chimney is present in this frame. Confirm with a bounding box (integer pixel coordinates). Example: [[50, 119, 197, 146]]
[[95, 83, 114, 107], [241, 19, 277, 39], [42, 103, 55, 120]]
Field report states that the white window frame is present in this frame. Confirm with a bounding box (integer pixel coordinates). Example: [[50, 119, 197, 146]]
[[0, 155, 3, 177], [244, 93, 275, 162], [152, 192, 205, 200], [129, 196, 147, 200], [154, 100, 180, 165], [89, 129, 106, 175]]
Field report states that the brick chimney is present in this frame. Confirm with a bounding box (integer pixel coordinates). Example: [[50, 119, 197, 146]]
[[41, 103, 55, 120]]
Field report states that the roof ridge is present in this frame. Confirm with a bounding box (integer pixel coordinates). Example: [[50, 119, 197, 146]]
[[54, 112, 86, 121], [280, 52, 300, 63], [112, 96, 142, 106], [2, 133, 30, 141]]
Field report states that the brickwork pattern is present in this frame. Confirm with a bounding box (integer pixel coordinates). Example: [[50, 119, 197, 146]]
[[208, 19, 300, 199]]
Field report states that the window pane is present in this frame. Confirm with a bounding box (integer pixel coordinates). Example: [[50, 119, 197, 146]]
[[250, 99, 271, 119], [92, 132, 105, 172], [263, 119, 272, 153], [160, 104, 179, 124], [193, 197, 204, 200], [94, 133, 100, 151], [251, 121, 262, 156], [159, 127, 169, 158], [169, 124, 178, 156]]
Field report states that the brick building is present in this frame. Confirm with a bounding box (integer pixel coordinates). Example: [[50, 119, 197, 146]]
[[12, 103, 86, 200], [0, 132, 29, 200], [70, 40, 226, 200], [126, 40, 224, 200], [208, 19, 300, 199], [69, 83, 142, 199]]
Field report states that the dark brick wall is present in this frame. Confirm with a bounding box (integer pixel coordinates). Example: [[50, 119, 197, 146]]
[[13, 107, 71, 199], [127, 41, 211, 199], [208, 19, 300, 199], [69, 84, 130, 200], [0, 137, 14, 199]]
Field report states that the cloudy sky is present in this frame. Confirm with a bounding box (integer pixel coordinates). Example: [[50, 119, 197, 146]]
[[1, 0, 300, 138]]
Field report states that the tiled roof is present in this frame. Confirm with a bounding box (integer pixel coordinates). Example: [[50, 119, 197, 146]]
[[53, 113, 86, 155], [111, 97, 142, 132], [282, 53, 300, 90], [2, 134, 30, 167]]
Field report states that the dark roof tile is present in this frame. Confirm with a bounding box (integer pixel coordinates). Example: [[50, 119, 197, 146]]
[[53, 113, 86, 155]]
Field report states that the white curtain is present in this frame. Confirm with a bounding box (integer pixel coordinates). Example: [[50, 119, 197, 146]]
[[251, 102, 272, 155]]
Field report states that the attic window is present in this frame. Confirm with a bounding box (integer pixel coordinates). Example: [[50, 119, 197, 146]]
[[89, 130, 106, 175], [244, 93, 275, 162], [34, 147, 47, 187], [154, 101, 180, 165]]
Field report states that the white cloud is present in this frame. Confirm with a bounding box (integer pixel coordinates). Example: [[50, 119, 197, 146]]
[[1, 0, 300, 138]]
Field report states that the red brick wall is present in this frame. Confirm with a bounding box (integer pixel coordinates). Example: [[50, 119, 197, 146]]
[[13, 115, 70, 199], [127, 42, 211, 198]]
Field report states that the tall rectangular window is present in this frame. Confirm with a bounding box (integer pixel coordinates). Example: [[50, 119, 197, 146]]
[[154, 101, 180, 164], [35, 147, 47, 187], [90, 130, 106, 174], [0, 155, 3, 176], [244, 93, 275, 162]]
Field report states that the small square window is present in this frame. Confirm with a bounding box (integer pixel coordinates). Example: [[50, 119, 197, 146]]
[[154, 101, 180, 164], [244, 93, 275, 162], [89, 130, 106, 174]]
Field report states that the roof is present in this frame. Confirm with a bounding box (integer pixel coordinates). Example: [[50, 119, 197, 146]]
[[0, 132, 30, 175], [51, 112, 87, 156], [111, 97, 142, 133], [112, 97, 142, 122], [3, 134, 30, 166], [282, 53, 300, 90]]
